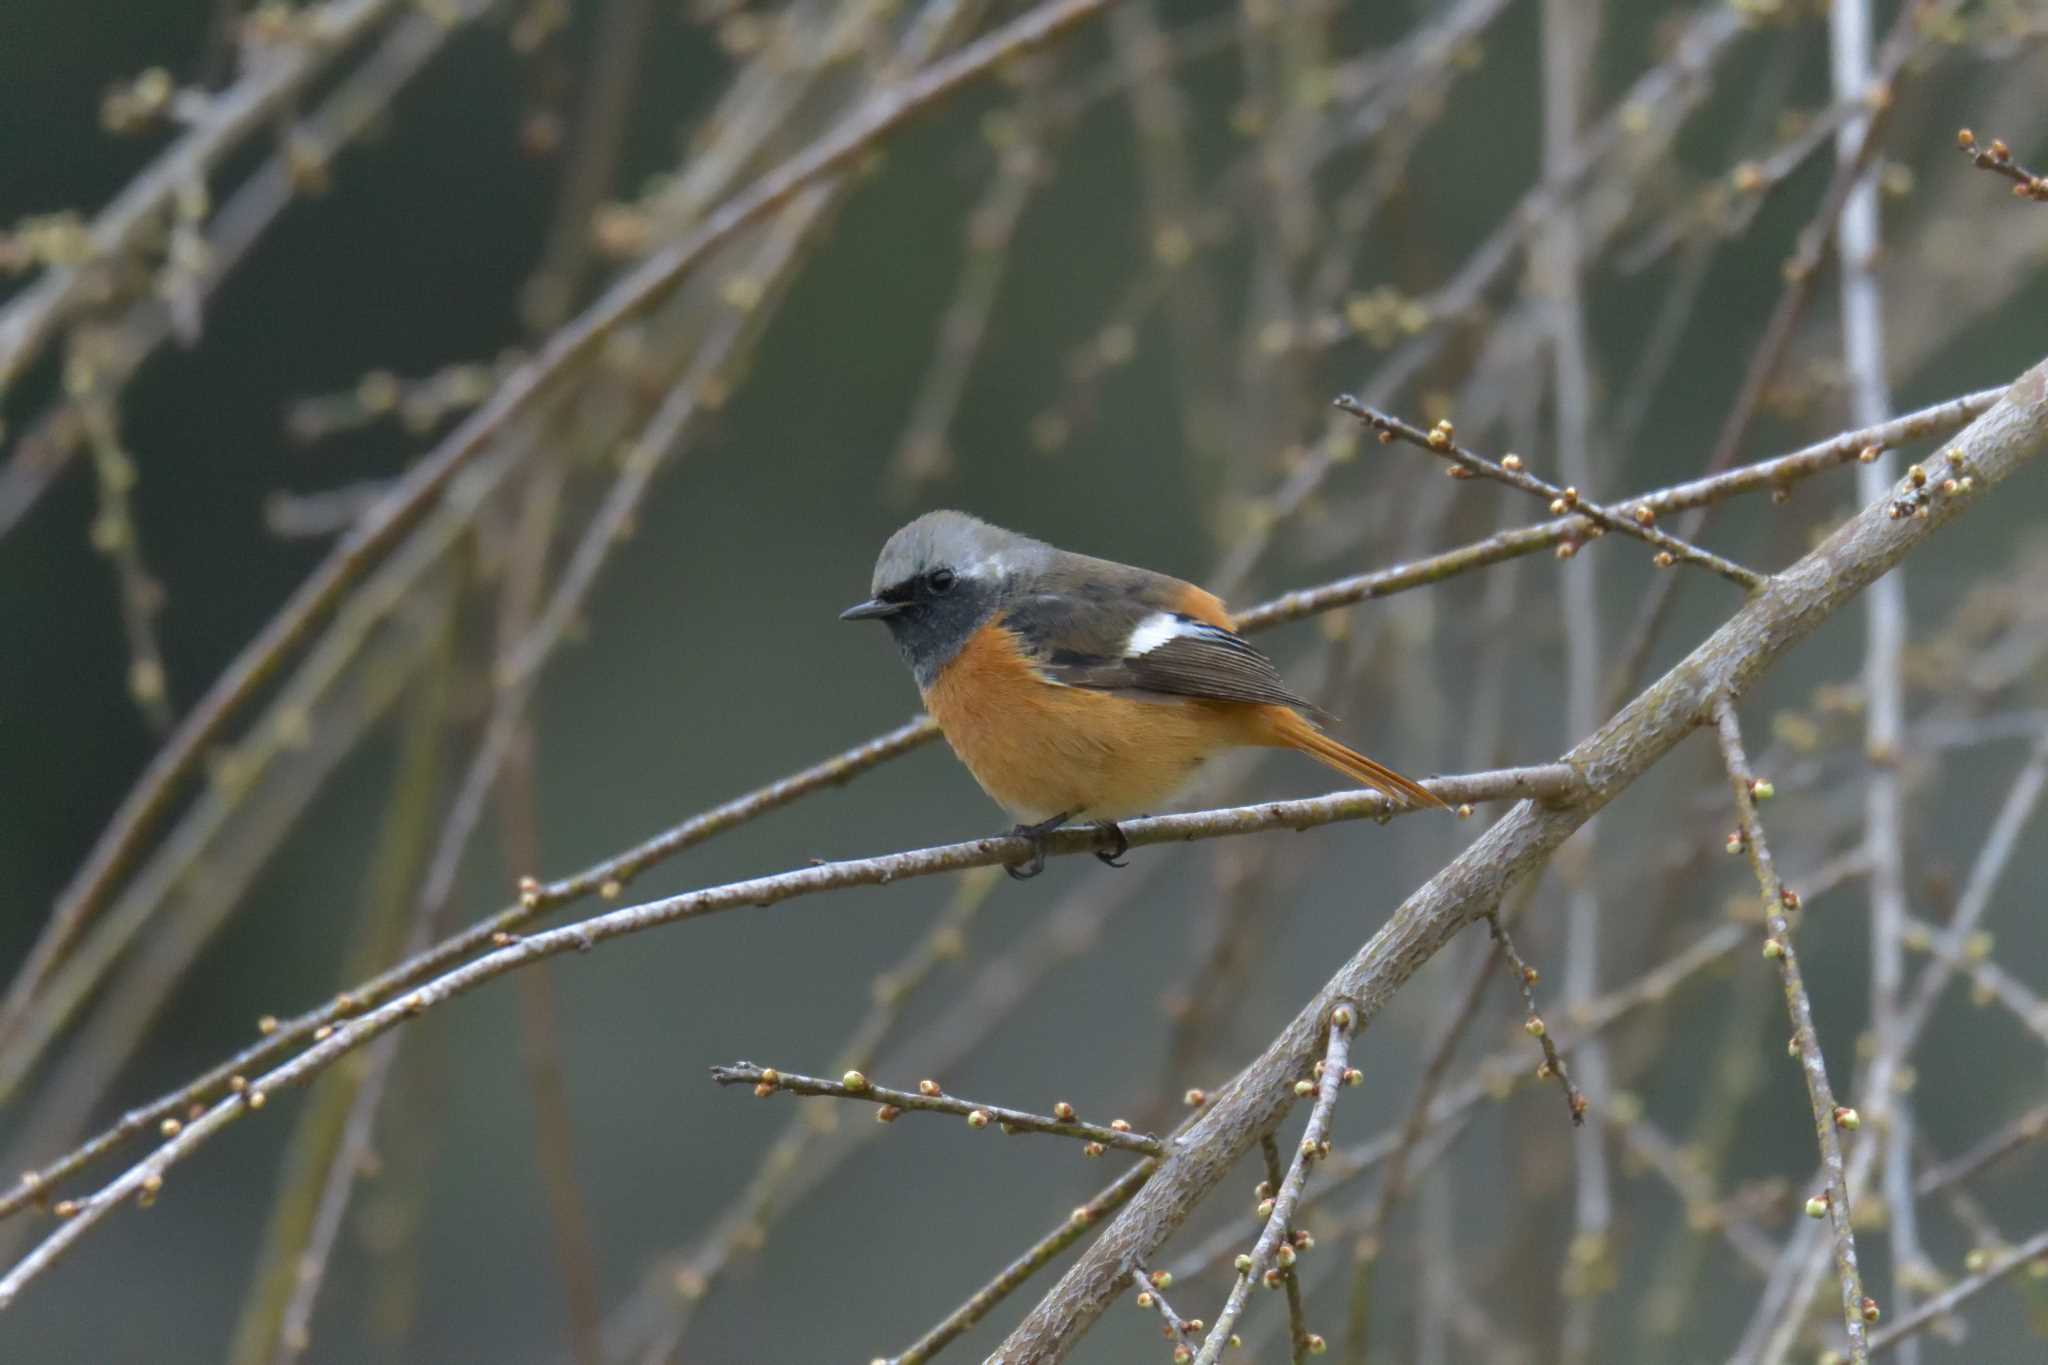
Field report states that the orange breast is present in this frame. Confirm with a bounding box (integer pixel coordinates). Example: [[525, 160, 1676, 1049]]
[[922, 617, 1253, 823]]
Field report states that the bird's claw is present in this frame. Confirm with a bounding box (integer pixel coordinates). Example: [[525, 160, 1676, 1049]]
[[1092, 821, 1129, 868], [1004, 812, 1071, 881]]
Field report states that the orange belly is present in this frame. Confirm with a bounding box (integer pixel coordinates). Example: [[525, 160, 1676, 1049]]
[[922, 619, 1256, 823]]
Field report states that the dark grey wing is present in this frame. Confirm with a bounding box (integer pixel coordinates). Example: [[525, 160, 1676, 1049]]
[[1006, 590, 1322, 718]]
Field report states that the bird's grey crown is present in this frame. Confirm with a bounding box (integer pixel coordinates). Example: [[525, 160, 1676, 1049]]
[[869, 509, 1048, 597]]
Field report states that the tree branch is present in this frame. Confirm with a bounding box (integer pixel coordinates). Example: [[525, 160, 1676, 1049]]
[[990, 357, 2048, 1362], [1190, 1007, 1354, 1365], [0, 0, 1118, 1058], [1333, 398, 1764, 588], [1714, 696, 1869, 1358], [710, 1065, 1163, 1157], [1868, 1226, 2048, 1355], [885, 1160, 1156, 1365], [0, 764, 1570, 1305]]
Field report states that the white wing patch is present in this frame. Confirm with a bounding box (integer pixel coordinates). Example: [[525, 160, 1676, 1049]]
[[1125, 612, 1205, 658]]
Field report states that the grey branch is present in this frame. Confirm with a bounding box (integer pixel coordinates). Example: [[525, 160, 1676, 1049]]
[[1332, 396, 1766, 588], [1714, 696, 1868, 1355], [1868, 1225, 2048, 1355], [708, 1065, 1163, 1156], [1190, 1008, 1354, 1365], [0, 382, 1994, 1224], [0, 762, 1569, 1306], [990, 360, 2048, 1362]]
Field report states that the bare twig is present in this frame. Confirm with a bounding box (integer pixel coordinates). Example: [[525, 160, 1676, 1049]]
[[1902, 917, 2048, 1050], [1190, 1007, 1355, 1365], [1131, 1262, 1200, 1360], [1895, 729, 2048, 1047], [639, 871, 1001, 1360], [1485, 911, 1586, 1126], [1332, 398, 1765, 589], [0, 0, 500, 541], [993, 357, 2048, 1365], [1955, 128, 2048, 202], [0, 0, 1118, 1055], [1713, 697, 1869, 1359], [1867, 1227, 2048, 1355], [1603, 0, 1969, 703], [10, 764, 1569, 1295], [0, 0, 407, 395], [710, 1065, 1163, 1157], [1342, 880, 1518, 1363], [1830, 0, 1919, 1346], [1260, 1135, 1313, 1364], [884, 1160, 1156, 1365], [1539, 14, 1615, 1356], [1914, 1106, 2048, 1199]]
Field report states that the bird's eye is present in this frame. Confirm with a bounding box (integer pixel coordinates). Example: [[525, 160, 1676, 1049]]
[[926, 567, 957, 594]]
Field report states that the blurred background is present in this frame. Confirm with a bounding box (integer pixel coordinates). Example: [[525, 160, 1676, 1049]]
[[2, 1, 2047, 1361]]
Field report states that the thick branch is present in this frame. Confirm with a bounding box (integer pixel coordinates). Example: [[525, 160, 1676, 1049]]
[[991, 360, 2048, 1362]]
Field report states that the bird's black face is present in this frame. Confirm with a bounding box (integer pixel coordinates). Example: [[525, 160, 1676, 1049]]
[[842, 562, 1000, 689]]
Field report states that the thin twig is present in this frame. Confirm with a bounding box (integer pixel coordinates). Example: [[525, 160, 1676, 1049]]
[[1867, 1226, 2048, 1355], [1902, 918, 2048, 1050], [641, 870, 1001, 1360], [1191, 1007, 1355, 1365], [0, 0, 1118, 1055], [1485, 911, 1586, 1126], [1131, 1262, 1201, 1361], [1830, 0, 1920, 1344], [884, 1160, 1156, 1365], [1914, 1105, 2048, 1199], [1538, 14, 1616, 1356], [1333, 398, 1765, 589], [1258, 1135, 1315, 1364], [1738, 733, 2048, 1365], [1174, 916, 1766, 1288], [0, 0, 500, 541], [1894, 730, 2048, 1047], [0, 376, 2021, 1269], [709, 1065, 1163, 1156], [1955, 128, 2048, 202], [993, 354, 2048, 1365], [1713, 696, 1870, 1359], [1601, 0, 1967, 705], [0, 0, 408, 395], [16, 374, 1983, 1192], [1342, 878, 1520, 1363]]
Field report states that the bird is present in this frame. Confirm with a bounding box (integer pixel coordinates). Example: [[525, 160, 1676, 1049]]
[[841, 511, 1446, 878]]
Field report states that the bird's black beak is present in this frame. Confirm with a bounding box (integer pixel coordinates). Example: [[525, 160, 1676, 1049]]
[[839, 598, 903, 621]]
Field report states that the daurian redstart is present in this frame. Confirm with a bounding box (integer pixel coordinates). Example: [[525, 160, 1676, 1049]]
[[843, 511, 1445, 877]]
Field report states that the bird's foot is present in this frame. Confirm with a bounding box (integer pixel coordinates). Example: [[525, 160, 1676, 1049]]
[[1004, 811, 1072, 880], [1092, 821, 1129, 868]]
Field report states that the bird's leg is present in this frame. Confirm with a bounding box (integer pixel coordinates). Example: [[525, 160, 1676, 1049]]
[[1004, 811, 1072, 881], [1091, 821, 1129, 868]]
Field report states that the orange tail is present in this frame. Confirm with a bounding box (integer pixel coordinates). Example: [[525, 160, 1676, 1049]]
[[1260, 707, 1448, 811]]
